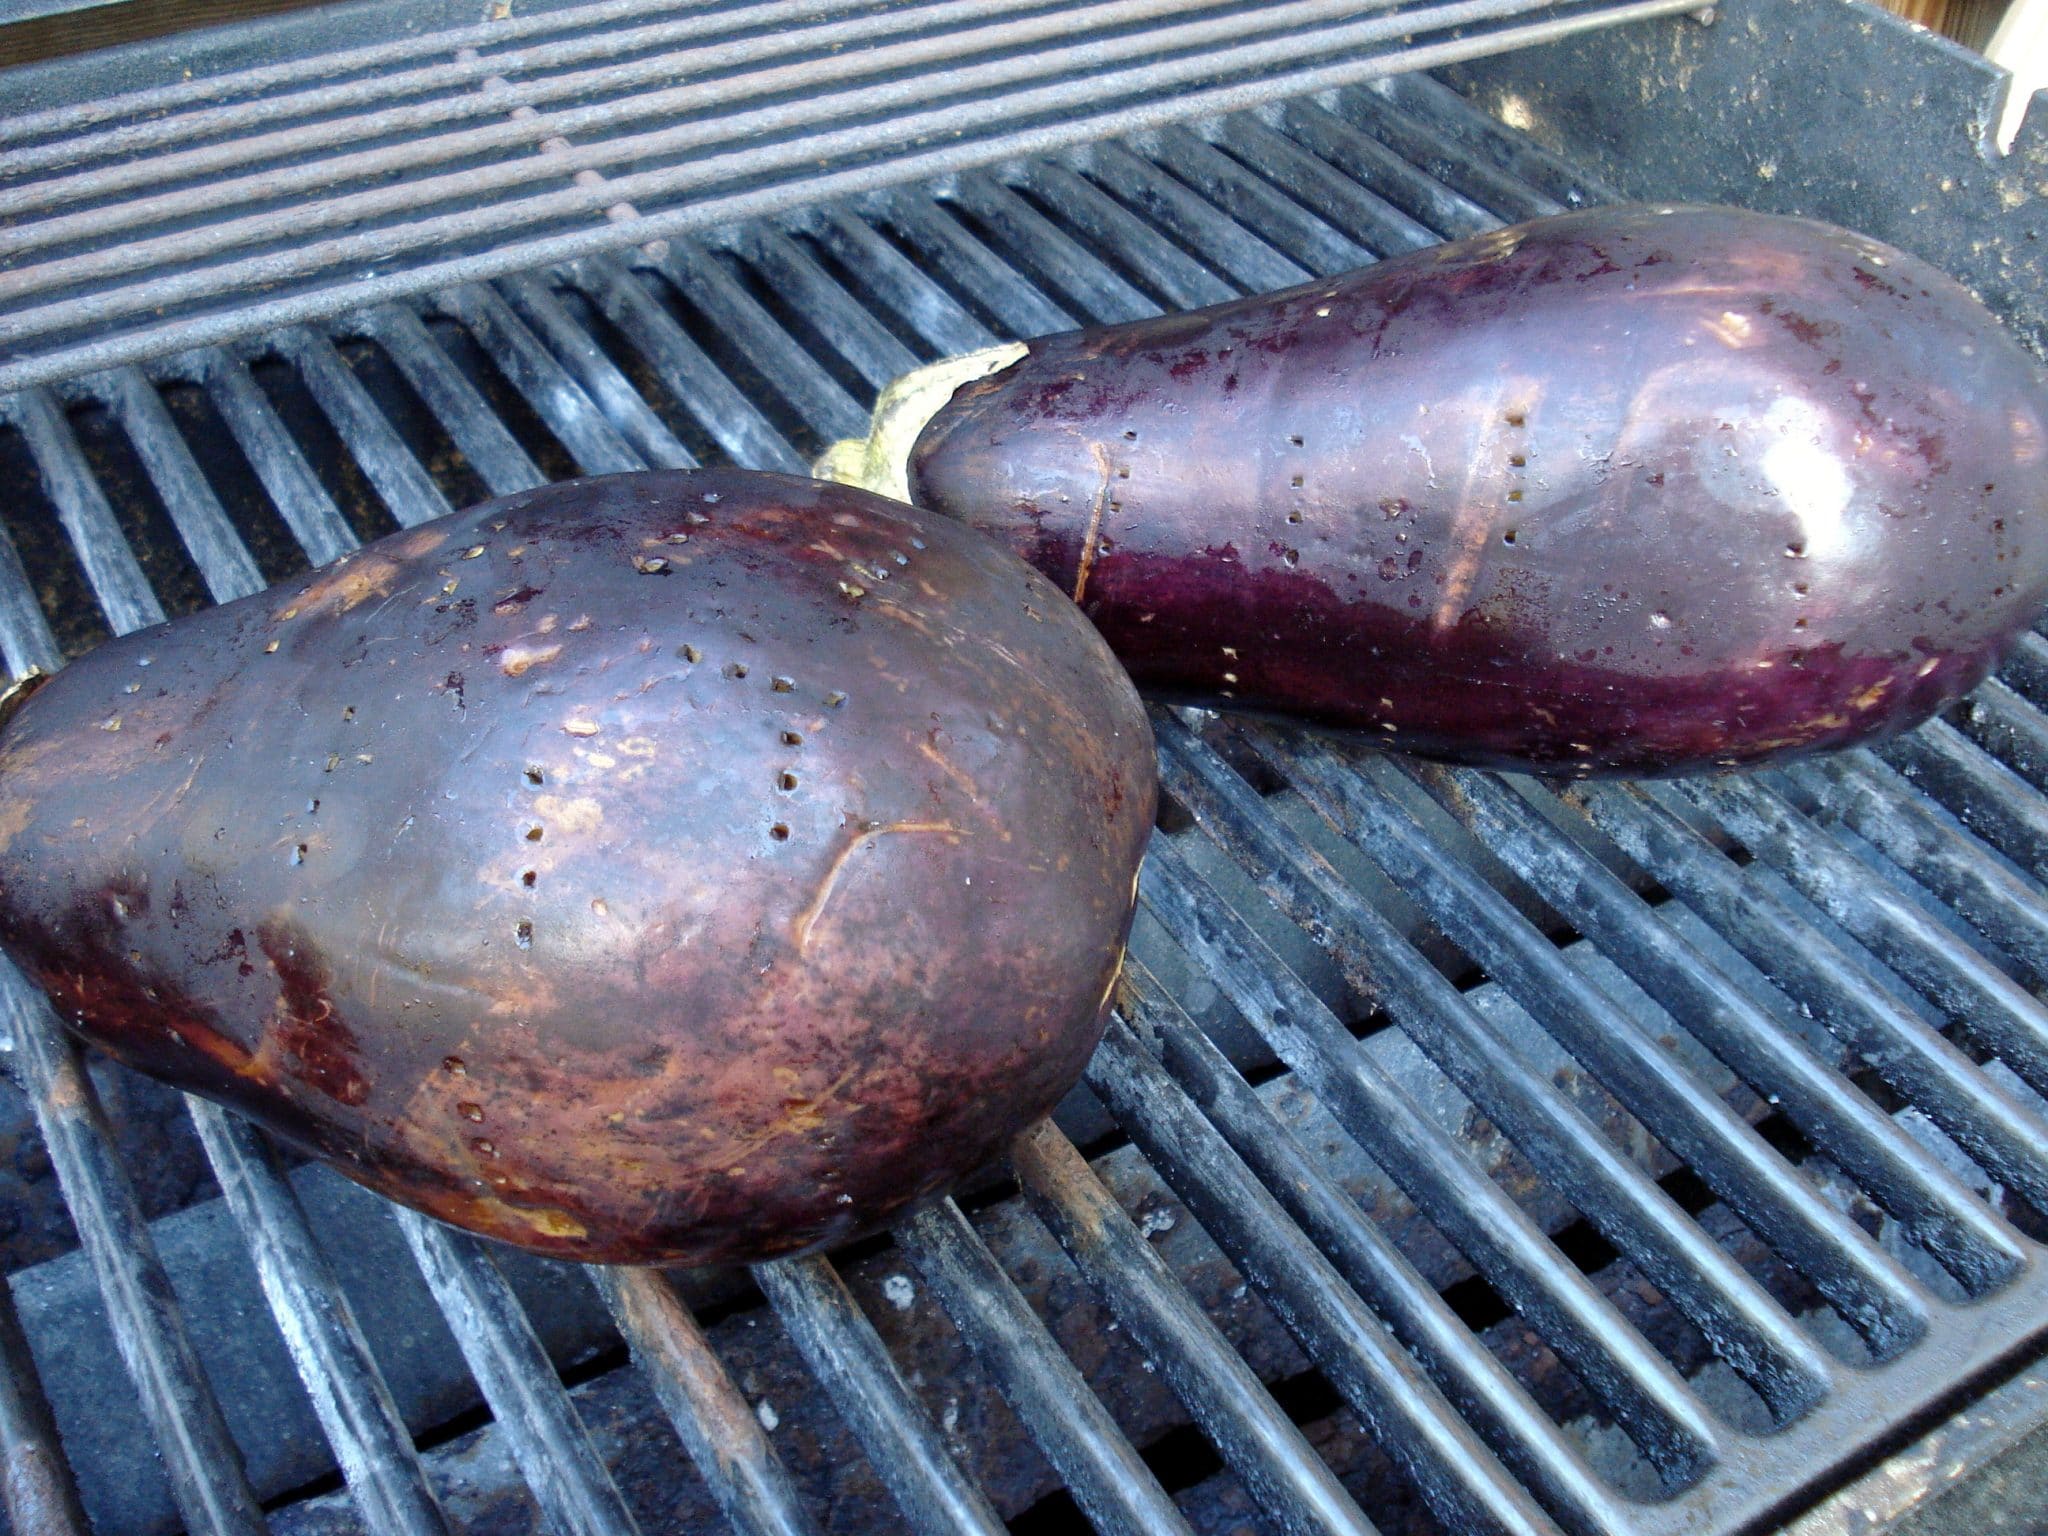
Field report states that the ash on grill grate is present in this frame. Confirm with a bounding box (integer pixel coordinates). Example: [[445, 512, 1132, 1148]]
[[2, 10, 2048, 1535]]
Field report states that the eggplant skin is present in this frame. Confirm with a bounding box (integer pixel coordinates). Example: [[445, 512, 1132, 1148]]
[[0, 470, 1154, 1265], [908, 204, 2048, 776]]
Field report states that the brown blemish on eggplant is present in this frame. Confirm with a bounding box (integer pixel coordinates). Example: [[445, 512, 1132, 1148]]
[[256, 920, 369, 1107], [0, 799, 34, 856], [1071, 442, 1115, 606], [791, 819, 963, 955], [499, 642, 563, 677], [288, 555, 406, 619], [916, 741, 980, 801]]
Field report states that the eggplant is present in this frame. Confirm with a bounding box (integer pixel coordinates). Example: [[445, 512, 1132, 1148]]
[[0, 469, 1154, 1266], [821, 204, 2048, 776]]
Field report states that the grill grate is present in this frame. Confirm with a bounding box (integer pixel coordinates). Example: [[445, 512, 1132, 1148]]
[[2, 21, 2048, 1536], [0, 0, 1698, 393]]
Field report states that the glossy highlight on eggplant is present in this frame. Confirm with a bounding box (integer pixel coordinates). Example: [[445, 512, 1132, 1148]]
[[874, 205, 2048, 776], [0, 469, 1155, 1265]]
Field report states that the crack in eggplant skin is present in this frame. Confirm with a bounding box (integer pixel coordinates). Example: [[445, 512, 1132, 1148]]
[[909, 205, 2048, 777], [0, 469, 1155, 1266]]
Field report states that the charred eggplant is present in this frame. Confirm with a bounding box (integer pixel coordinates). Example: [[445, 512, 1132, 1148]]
[[0, 470, 1154, 1265]]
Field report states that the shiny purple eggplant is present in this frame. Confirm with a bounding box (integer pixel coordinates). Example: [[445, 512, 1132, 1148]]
[[826, 205, 2048, 776], [0, 469, 1154, 1265]]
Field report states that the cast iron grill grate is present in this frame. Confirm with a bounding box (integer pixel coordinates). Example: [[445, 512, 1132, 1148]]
[[0, 0, 1703, 394], [0, 13, 2046, 1535]]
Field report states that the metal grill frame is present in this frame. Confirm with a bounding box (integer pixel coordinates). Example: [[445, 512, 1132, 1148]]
[[0, 4, 2046, 1534]]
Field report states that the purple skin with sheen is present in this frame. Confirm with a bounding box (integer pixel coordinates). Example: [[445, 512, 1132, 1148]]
[[908, 204, 2048, 776]]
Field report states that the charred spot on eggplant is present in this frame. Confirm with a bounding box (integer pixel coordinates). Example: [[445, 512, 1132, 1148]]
[[825, 205, 2048, 777], [0, 469, 1155, 1266]]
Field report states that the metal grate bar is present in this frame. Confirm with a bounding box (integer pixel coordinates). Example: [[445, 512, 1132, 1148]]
[[1268, 98, 1501, 238], [894, 1197, 1198, 1536], [14, 387, 167, 635], [498, 272, 698, 471], [1080, 140, 1311, 291], [289, 331, 457, 529], [435, 284, 646, 477], [753, 1254, 1008, 1536], [1097, 140, 1318, 292], [1669, 777, 2048, 1099], [1009, 1118, 1381, 1536], [0, 0, 1533, 323], [1137, 835, 1721, 1480], [872, 193, 1083, 338], [1143, 125, 1379, 277], [1391, 754, 2026, 1296], [1007, 161, 1238, 311], [573, 264, 802, 475], [729, 229, 923, 392], [1368, 73, 1620, 208], [106, 369, 269, 603], [1090, 1001, 1570, 1536], [2003, 631, 2048, 709], [0, 0, 1581, 232], [0, 975, 267, 1536], [1879, 724, 2048, 877], [1563, 781, 2048, 1214], [1790, 753, 2048, 979], [38, 0, 1418, 234], [0, 0, 1162, 225], [0, 546, 56, 688], [794, 207, 999, 358], [929, 157, 1189, 335], [655, 246, 872, 445], [1952, 679, 2048, 796], [204, 355, 361, 569], [592, 1266, 819, 1536], [570, 265, 808, 476], [1205, 115, 1442, 254], [1328, 86, 1564, 221], [1153, 714, 1838, 1422], [948, 172, 1161, 325], [0, 0, 900, 150], [0, 0, 1702, 393], [1247, 727, 1936, 1354], [394, 1210, 643, 1536], [1115, 957, 1633, 1535], [0, 1263, 90, 1536], [185, 1101, 454, 1536], [0, 516, 61, 677], [365, 308, 548, 498], [942, 171, 1155, 333]]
